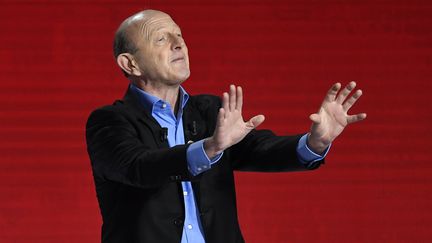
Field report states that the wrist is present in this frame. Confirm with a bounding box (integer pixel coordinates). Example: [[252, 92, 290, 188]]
[[204, 137, 223, 159], [307, 133, 329, 155]]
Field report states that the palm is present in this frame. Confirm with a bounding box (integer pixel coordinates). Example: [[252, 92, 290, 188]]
[[213, 110, 251, 150], [209, 85, 265, 155], [313, 101, 348, 145], [309, 82, 367, 152]]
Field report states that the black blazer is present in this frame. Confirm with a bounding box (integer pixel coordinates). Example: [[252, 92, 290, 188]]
[[86, 87, 323, 243]]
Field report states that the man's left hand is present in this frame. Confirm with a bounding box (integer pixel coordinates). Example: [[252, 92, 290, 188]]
[[307, 81, 367, 154]]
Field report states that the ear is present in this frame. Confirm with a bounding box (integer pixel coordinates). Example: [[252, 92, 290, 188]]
[[116, 53, 142, 76]]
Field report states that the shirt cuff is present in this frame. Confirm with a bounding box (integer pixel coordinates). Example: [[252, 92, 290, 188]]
[[296, 134, 331, 166], [186, 139, 223, 176]]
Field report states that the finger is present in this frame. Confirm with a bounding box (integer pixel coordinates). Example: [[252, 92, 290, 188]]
[[235, 86, 243, 111], [246, 114, 265, 129], [336, 81, 356, 104], [347, 113, 367, 124], [325, 83, 342, 102], [229, 84, 236, 111], [309, 113, 321, 124], [222, 92, 229, 116], [343, 89, 362, 111], [217, 108, 225, 126]]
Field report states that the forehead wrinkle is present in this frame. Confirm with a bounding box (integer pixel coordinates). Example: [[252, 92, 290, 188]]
[[139, 16, 174, 41]]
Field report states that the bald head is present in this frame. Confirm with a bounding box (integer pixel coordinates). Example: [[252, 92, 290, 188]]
[[113, 9, 190, 84], [113, 10, 171, 58]]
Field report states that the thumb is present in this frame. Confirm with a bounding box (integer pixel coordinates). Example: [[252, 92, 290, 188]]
[[246, 114, 265, 129], [309, 113, 321, 124]]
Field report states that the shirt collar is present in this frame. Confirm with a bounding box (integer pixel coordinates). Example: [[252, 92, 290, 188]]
[[130, 83, 189, 113]]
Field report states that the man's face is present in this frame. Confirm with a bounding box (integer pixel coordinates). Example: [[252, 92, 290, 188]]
[[131, 13, 190, 85]]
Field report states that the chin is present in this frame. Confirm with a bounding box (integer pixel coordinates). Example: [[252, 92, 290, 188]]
[[163, 68, 190, 85], [164, 75, 189, 87], [176, 70, 191, 83]]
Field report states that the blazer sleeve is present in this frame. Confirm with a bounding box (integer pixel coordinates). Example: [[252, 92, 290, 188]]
[[229, 129, 323, 172], [192, 95, 324, 173], [86, 108, 192, 189]]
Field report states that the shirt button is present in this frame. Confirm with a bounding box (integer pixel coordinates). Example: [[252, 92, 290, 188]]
[[187, 224, 193, 230], [197, 167, 202, 171], [202, 165, 208, 169], [183, 191, 188, 196], [162, 103, 167, 108]]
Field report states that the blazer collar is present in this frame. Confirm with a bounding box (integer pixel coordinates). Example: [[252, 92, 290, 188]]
[[129, 83, 190, 116], [123, 86, 158, 124], [121, 84, 208, 147], [122, 86, 171, 148]]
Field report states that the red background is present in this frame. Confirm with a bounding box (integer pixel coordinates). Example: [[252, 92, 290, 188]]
[[1, 0, 431, 242]]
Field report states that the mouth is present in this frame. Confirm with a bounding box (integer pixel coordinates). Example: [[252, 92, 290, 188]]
[[171, 56, 185, 63]]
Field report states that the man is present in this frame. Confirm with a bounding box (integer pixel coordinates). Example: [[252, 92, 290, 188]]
[[86, 9, 366, 243]]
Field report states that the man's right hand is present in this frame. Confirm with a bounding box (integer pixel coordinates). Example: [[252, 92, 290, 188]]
[[204, 84, 265, 159]]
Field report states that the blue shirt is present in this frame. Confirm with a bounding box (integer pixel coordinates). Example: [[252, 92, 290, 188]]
[[130, 83, 329, 243]]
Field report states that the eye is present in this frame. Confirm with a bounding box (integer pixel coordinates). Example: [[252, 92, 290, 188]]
[[157, 35, 166, 42]]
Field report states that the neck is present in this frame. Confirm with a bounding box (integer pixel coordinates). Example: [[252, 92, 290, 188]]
[[132, 80, 181, 113]]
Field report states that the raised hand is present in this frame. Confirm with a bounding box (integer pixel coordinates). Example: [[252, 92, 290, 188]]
[[204, 85, 265, 158], [308, 81, 367, 154]]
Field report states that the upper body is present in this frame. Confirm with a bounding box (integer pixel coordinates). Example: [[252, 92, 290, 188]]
[[86, 9, 366, 243], [86, 85, 323, 243]]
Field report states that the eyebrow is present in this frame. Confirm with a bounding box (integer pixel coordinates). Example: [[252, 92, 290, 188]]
[[155, 27, 165, 32], [155, 24, 181, 33], [141, 18, 181, 40]]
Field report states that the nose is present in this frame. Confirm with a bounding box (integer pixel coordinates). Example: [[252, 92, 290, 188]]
[[170, 34, 184, 51]]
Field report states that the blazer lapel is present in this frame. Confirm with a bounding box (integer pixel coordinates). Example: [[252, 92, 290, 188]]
[[183, 99, 208, 144], [122, 86, 170, 148]]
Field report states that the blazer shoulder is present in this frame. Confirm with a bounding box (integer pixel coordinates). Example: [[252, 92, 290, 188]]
[[86, 99, 132, 127], [91, 99, 129, 112]]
